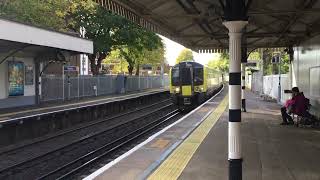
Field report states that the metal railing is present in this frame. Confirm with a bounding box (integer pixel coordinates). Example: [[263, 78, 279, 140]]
[[41, 75, 169, 102]]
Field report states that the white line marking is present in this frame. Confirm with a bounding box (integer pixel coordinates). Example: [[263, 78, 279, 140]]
[[83, 85, 224, 180]]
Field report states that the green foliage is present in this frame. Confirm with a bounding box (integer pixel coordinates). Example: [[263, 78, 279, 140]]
[[0, 0, 70, 31], [248, 52, 261, 61], [69, 0, 163, 75], [103, 49, 128, 74], [207, 52, 229, 73], [175, 49, 194, 64], [118, 35, 163, 75], [0, 0, 164, 75], [262, 49, 290, 75]]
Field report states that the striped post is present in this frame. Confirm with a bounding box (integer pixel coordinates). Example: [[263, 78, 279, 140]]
[[223, 21, 248, 180]]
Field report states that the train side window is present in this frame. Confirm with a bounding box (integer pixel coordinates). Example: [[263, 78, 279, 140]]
[[194, 68, 203, 85], [172, 67, 180, 86]]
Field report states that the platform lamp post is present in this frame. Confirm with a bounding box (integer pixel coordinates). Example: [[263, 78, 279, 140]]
[[272, 54, 281, 104], [278, 56, 281, 104], [221, 0, 250, 179]]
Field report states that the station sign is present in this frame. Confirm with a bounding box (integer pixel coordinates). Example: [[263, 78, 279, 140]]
[[245, 61, 257, 67], [63, 66, 79, 72], [272, 55, 280, 64], [142, 64, 152, 70]]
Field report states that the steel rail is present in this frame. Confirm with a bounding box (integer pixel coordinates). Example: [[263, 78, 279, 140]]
[[0, 103, 174, 175], [48, 110, 180, 180], [0, 99, 171, 156]]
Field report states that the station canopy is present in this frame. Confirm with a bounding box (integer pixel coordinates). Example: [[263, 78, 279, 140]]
[[96, 0, 320, 51]]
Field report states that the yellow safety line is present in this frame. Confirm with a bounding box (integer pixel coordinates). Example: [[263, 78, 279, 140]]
[[148, 94, 229, 180]]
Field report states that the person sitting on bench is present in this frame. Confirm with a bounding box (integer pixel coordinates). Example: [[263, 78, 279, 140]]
[[280, 87, 308, 125]]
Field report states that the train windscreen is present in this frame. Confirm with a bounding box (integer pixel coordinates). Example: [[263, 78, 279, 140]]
[[181, 68, 192, 85], [194, 68, 203, 85], [171, 67, 180, 86]]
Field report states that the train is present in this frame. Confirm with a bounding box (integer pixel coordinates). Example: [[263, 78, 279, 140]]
[[169, 61, 223, 109]]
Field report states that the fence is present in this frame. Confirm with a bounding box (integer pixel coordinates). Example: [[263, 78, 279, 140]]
[[41, 75, 169, 102], [250, 73, 291, 104]]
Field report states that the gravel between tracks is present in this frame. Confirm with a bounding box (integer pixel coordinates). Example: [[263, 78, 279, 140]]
[[0, 100, 175, 180]]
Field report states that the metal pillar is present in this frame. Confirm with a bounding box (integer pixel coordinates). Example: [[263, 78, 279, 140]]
[[277, 56, 281, 104], [223, 21, 248, 180], [34, 60, 40, 105], [287, 46, 294, 89], [241, 64, 246, 112], [260, 49, 264, 95]]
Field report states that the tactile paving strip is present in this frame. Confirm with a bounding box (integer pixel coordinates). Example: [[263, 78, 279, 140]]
[[148, 94, 229, 180]]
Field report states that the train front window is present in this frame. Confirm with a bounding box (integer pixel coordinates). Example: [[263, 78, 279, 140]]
[[172, 67, 180, 86], [194, 68, 203, 85], [181, 68, 192, 85]]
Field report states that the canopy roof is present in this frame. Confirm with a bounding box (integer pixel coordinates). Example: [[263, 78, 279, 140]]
[[96, 0, 320, 51], [0, 18, 93, 54]]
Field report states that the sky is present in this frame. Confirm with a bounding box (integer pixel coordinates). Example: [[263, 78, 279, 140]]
[[159, 35, 220, 66]]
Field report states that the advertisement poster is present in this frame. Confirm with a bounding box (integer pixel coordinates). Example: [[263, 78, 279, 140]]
[[25, 65, 34, 85], [8, 61, 24, 96]]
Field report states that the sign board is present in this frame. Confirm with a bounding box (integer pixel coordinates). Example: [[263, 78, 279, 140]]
[[245, 61, 257, 67], [63, 66, 79, 72], [272, 56, 280, 64], [8, 61, 24, 96], [25, 65, 34, 85], [142, 64, 152, 70]]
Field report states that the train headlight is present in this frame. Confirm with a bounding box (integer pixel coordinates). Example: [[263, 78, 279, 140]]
[[175, 87, 180, 93]]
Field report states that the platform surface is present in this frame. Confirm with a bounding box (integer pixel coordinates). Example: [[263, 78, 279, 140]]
[[85, 89, 320, 180], [0, 88, 167, 123]]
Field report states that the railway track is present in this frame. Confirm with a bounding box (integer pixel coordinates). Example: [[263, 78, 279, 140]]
[[0, 99, 171, 156], [40, 110, 181, 180], [0, 100, 180, 180]]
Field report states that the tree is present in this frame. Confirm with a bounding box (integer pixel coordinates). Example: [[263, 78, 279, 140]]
[[69, 2, 129, 75], [135, 42, 165, 75], [70, 1, 162, 75], [0, 0, 70, 31], [117, 28, 163, 75], [1, 0, 163, 75], [175, 49, 194, 64], [248, 52, 261, 61], [103, 49, 128, 74], [119, 46, 140, 75], [207, 52, 229, 73]]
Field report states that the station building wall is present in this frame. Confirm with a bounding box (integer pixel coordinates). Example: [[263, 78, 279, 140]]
[[0, 55, 35, 109], [294, 35, 320, 117]]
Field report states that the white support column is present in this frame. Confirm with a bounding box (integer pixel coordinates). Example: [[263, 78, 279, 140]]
[[223, 20, 248, 180]]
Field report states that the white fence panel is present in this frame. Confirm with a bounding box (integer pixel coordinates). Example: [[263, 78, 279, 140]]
[[261, 74, 291, 104]]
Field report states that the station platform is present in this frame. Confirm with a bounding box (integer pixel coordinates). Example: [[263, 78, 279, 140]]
[[0, 88, 167, 123], [84, 87, 320, 180]]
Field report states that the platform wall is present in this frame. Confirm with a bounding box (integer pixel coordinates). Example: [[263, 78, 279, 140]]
[[294, 35, 320, 117]]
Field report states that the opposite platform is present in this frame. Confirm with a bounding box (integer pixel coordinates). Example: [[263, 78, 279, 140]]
[[0, 88, 167, 123]]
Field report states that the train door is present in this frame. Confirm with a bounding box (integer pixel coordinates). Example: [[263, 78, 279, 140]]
[[180, 64, 193, 105]]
